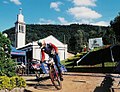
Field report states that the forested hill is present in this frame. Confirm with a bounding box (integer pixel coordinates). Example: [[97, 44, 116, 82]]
[[3, 24, 113, 53]]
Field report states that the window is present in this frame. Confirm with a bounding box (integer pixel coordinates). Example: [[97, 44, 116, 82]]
[[19, 25, 24, 33]]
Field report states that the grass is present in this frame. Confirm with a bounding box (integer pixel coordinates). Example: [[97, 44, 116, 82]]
[[61, 59, 117, 68], [61, 45, 118, 69], [94, 62, 117, 67]]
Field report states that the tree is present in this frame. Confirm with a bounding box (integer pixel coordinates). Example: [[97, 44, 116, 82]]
[[75, 30, 84, 52], [69, 36, 77, 52], [0, 32, 16, 77], [3, 24, 111, 52], [110, 13, 120, 43]]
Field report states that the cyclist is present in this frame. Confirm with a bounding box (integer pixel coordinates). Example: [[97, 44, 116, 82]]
[[37, 40, 63, 81]]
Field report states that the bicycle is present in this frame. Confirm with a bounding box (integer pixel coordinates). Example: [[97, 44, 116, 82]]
[[16, 62, 26, 75], [31, 58, 62, 90]]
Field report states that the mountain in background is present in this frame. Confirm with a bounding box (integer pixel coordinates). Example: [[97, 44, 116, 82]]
[[3, 24, 113, 53]]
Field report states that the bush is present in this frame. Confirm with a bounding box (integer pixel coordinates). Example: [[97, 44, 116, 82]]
[[0, 76, 26, 90], [14, 76, 26, 88], [0, 58, 16, 77], [0, 32, 16, 77], [0, 76, 10, 90]]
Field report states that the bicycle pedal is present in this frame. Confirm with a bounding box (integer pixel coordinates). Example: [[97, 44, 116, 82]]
[[60, 77, 63, 81], [117, 81, 120, 86]]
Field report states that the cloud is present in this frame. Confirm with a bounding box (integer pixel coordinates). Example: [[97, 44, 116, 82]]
[[66, 0, 106, 26], [72, 0, 96, 6], [91, 21, 110, 26], [38, 17, 109, 27], [58, 17, 68, 24], [68, 6, 102, 20], [10, 0, 21, 5], [38, 18, 56, 24], [50, 2, 63, 11]]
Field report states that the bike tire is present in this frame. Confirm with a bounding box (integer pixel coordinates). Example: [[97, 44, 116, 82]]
[[49, 67, 62, 90], [35, 68, 42, 79]]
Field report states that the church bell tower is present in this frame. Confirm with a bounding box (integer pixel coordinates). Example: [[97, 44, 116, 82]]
[[15, 8, 26, 48]]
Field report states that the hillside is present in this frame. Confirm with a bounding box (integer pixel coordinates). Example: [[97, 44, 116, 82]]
[[3, 24, 113, 53]]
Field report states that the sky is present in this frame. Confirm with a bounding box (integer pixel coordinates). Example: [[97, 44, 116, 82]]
[[0, 0, 120, 32]]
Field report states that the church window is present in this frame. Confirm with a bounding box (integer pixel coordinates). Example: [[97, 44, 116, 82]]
[[21, 25, 24, 33], [19, 25, 21, 32], [19, 25, 24, 33]]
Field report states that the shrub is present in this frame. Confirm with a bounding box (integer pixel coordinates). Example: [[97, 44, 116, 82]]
[[0, 76, 10, 90], [0, 58, 16, 77], [14, 76, 26, 88], [0, 76, 26, 90], [0, 32, 16, 77]]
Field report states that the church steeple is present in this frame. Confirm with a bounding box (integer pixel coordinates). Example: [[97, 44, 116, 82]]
[[15, 8, 26, 48], [17, 8, 24, 23]]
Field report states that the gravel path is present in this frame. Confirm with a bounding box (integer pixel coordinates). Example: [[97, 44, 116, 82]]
[[22, 73, 120, 92]]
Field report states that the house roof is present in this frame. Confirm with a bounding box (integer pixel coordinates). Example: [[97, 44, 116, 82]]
[[18, 35, 67, 50], [38, 35, 66, 47]]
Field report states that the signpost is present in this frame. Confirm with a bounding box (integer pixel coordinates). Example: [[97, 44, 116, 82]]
[[89, 37, 103, 49]]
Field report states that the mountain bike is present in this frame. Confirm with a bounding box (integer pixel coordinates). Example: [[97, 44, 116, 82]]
[[48, 58, 62, 90], [31, 58, 62, 90], [16, 62, 26, 75]]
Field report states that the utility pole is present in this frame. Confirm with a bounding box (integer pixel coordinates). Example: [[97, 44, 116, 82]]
[[64, 35, 66, 59]]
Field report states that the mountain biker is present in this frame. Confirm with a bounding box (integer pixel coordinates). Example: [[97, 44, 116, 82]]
[[37, 40, 63, 81]]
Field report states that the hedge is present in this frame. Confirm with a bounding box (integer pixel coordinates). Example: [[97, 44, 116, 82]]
[[0, 76, 26, 91]]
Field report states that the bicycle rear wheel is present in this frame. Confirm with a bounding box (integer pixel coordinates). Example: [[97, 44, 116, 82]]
[[49, 67, 62, 90]]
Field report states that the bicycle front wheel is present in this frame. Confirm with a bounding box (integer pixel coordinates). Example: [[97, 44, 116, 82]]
[[49, 67, 62, 90]]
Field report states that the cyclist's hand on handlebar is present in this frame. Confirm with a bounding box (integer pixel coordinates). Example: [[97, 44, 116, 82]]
[[55, 52, 58, 55], [40, 60, 45, 63], [40, 61, 42, 63]]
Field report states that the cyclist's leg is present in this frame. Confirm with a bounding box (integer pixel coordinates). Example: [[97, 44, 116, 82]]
[[54, 55, 63, 81], [41, 63, 47, 74]]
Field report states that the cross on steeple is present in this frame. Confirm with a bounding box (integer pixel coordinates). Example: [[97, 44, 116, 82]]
[[19, 8, 22, 14]]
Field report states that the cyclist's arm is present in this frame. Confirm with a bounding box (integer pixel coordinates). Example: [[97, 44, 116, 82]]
[[41, 49, 45, 62], [50, 43, 58, 54]]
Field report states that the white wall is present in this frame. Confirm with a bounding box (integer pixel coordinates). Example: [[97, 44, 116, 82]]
[[58, 45, 67, 60], [16, 32, 25, 48], [32, 41, 67, 61]]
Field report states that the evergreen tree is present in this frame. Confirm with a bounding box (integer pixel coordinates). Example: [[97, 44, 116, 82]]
[[110, 13, 120, 43], [0, 32, 16, 77]]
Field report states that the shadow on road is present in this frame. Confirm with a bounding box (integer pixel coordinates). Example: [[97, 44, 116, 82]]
[[93, 74, 114, 92], [24, 89, 32, 92], [25, 76, 57, 91]]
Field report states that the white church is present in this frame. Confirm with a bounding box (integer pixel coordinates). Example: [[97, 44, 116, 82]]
[[14, 9, 68, 64]]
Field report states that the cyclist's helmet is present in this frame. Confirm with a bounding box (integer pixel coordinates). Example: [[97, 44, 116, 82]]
[[37, 40, 42, 47]]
